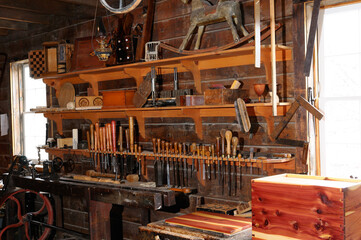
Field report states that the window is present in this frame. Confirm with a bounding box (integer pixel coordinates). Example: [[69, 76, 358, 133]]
[[10, 60, 47, 162], [318, 3, 361, 178]]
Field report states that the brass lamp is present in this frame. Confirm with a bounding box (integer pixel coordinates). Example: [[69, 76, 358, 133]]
[[94, 17, 112, 62]]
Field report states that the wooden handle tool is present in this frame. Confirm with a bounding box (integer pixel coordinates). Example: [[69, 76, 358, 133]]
[[90, 124, 94, 150], [225, 130, 232, 157], [87, 131, 90, 150], [118, 126, 123, 152], [129, 117, 134, 153], [152, 138, 157, 154], [111, 121, 116, 153], [125, 129, 130, 152], [95, 123, 100, 151], [232, 136, 239, 158]]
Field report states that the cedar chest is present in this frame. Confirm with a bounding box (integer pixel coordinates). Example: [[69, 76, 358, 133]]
[[252, 174, 361, 240]]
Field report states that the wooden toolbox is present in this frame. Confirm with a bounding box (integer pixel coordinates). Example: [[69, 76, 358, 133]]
[[252, 174, 361, 240], [204, 89, 247, 105]]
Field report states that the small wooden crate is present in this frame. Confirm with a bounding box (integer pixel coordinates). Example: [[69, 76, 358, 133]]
[[252, 174, 361, 240], [102, 90, 135, 109], [204, 89, 247, 105]]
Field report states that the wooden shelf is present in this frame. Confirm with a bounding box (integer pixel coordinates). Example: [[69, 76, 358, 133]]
[[42, 45, 292, 96], [37, 103, 290, 139]]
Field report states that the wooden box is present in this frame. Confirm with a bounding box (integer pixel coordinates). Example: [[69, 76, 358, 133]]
[[102, 90, 136, 109], [57, 138, 73, 148], [75, 96, 103, 110], [43, 41, 59, 74], [204, 89, 247, 105], [252, 174, 361, 240], [176, 95, 204, 106]]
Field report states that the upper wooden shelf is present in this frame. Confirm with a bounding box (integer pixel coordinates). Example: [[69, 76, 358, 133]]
[[35, 103, 290, 139], [42, 45, 292, 96]]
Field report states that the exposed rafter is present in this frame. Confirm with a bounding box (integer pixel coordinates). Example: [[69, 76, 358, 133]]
[[0, 20, 28, 30], [0, 7, 50, 24], [55, 0, 98, 7], [0, 0, 75, 16]]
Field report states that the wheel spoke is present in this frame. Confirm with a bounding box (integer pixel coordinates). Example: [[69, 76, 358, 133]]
[[0, 221, 24, 239]]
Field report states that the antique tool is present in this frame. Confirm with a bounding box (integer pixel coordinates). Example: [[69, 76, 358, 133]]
[[90, 124, 94, 161], [220, 129, 226, 187], [183, 143, 188, 187], [111, 121, 117, 178], [216, 137, 220, 182], [249, 147, 254, 176], [157, 139, 163, 186], [129, 117, 135, 153], [125, 129, 131, 174], [271, 96, 323, 141], [225, 130, 232, 196], [178, 143, 183, 187], [118, 126, 124, 179], [211, 144, 216, 180], [166, 142, 170, 187], [238, 153, 242, 190], [138, 146, 142, 178], [151, 66, 157, 106], [232, 136, 239, 196], [95, 123, 100, 171], [235, 98, 251, 133], [206, 148, 211, 180], [201, 145, 206, 181], [161, 140, 166, 184], [191, 143, 196, 178], [102, 127, 107, 171], [152, 138, 159, 186], [118, 126, 123, 152], [175, 142, 180, 187]]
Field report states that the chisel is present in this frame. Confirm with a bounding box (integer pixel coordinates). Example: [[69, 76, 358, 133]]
[[250, 147, 254, 176], [201, 145, 206, 181], [166, 142, 170, 187], [125, 129, 130, 174], [138, 145, 142, 178], [170, 143, 175, 186], [225, 130, 232, 196], [220, 131, 225, 191], [94, 123, 99, 171], [179, 143, 184, 187], [118, 126, 124, 179], [90, 124, 95, 166], [191, 143, 196, 178], [183, 143, 188, 187], [102, 126, 107, 171], [238, 153, 242, 190], [152, 138, 159, 186], [111, 121, 117, 179], [211, 144, 216, 180], [216, 137, 220, 181], [95, 123, 100, 172], [175, 142, 180, 187], [232, 136, 239, 196], [206, 148, 211, 180], [161, 140, 166, 185], [157, 138, 163, 186]]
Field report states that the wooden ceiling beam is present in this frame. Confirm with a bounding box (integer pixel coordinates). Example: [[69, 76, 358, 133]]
[[0, 29, 8, 36], [0, 20, 28, 30], [0, 0, 75, 16], [54, 0, 98, 7], [0, 8, 50, 24]]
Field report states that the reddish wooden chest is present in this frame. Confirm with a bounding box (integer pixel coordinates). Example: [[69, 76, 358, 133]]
[[252, 174, 361, 240]]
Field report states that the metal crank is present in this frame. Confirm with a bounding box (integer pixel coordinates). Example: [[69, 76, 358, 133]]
[[0, 189, 54, 240]]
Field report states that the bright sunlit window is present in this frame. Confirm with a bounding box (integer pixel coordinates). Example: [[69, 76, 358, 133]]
[[319, 2, 361, 178], [11, 60, 47, 161]]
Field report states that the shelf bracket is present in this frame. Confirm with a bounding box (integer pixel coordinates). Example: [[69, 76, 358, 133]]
[[79, 74, 99, 96], [44, 113, 64, 135], [124, 68, 144, 88], [180, 60, 202, 94], [183, 108, 203, 140], [126, 111, 146, 139]]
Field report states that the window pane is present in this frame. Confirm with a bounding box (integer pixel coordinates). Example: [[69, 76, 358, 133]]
[[23, 65, 46, 112], [23, 113, 47, 160]]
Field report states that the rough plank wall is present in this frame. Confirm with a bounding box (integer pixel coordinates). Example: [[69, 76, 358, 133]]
[[0, 0, 306, 198]]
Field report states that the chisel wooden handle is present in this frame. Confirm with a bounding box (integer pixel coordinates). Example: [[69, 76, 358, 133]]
[[94, 127, 98, 151], [178, 143, 182, 156], [161, 140, 165, 155], [216, 137, 220, 158], [232, 136, 239, 158], [225, 130, 232, 156], [129, 117, 134, 153], [125, 129, 130, 152], [191, 143, 196, 155], [87, 131, 90, 150], [157, 139, 161, 154], [95, 123, 100, 151], [90, 124, 94, 150], [111, 121, 116, 153], [118, 126, 123, 152], [174, 142, 178, 154], [152, 138, 157, 154], [102, 127, 106, 151], [166, 142, 169, 155], [108, 124, 112, 151]]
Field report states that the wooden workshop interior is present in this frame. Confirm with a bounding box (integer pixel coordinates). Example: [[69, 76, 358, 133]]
[[0, 0, 360, 239]]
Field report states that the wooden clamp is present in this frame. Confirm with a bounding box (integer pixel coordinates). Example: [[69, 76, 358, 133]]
[[271, 95, 323, 141]]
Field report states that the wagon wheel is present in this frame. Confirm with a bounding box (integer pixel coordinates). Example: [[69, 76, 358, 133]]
[[100, 0, 142, 14], [0, 189, 54, 240]]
